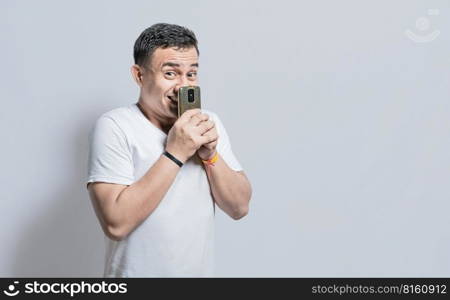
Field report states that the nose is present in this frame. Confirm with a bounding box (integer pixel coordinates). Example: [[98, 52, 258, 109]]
[[174, 76, 190, 94]]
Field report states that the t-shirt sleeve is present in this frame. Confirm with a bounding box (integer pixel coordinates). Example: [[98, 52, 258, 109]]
[[211, 112, 243, 172], [87, 116, 134, 188]]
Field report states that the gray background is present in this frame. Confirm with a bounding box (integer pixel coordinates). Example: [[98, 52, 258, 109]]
[[1, 0, 449, 277]]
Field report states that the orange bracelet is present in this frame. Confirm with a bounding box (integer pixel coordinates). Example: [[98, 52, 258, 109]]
[[202, 152, 219, 166]]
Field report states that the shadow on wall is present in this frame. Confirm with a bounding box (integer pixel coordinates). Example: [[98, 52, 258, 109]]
[[9, 108, 106, 277]]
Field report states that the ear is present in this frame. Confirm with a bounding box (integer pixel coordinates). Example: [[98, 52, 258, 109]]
[[130, 64, 144, 87]]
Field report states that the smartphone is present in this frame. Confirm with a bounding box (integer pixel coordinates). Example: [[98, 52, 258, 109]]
[[178, 85, 201, 117]]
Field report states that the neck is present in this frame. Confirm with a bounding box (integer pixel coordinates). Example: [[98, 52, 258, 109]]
[[137, 100, 174, 134]]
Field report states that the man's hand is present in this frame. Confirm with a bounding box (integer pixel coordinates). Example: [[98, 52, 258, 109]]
[[197, 119, 218, 161], [165, 109, 216, 163]]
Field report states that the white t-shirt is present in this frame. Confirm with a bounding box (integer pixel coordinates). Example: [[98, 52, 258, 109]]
[[87, 103, 242, 277]]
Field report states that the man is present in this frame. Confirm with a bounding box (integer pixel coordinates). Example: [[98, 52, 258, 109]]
[[86, 23, 252, 277]]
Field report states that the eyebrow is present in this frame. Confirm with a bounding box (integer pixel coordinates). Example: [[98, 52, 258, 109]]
[[161, 62, 199, 68]]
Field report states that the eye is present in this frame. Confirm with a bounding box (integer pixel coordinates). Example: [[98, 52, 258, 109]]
[[187, 72, 197, 78], [164, 71, 176, 78]]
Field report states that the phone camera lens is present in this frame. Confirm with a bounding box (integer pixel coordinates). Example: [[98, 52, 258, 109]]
[[188, 89, 195, 103]]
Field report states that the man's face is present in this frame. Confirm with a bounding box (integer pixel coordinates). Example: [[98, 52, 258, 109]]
[[139, 46, 199, 122]]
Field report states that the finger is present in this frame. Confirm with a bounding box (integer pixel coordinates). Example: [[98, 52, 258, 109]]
[[200, 134, 218, 147], [206, 138, 218, 147], [189, 113, 209, 126], [199, 132, 218, 145], [197, 120, 215, 135], [179, 108, 202, 124], [204, 137, 218, 146], [201, 124, 217, 136], [203, 140, 218, 149]]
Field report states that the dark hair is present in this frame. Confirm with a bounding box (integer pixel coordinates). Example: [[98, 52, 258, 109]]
[[133, 23, 199, 68]]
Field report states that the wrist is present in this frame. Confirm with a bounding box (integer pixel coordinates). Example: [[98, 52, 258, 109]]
[[198, 150, 215, 161], [200, 151, 219, 166], [162, 151, 184, 167], [164, 147, 187, 164]]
